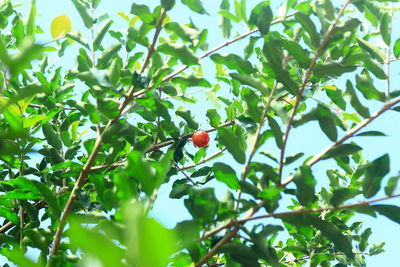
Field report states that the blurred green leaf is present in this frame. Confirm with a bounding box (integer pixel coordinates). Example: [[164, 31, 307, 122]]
[[176, 109, 199, 129], [211, 53, 255, 74], [213, 162, 240, 190], [71, 0, 93, 28], [363, 154, 390, 198], [356, 37, 386, 62], [218, 128, 246, 164], [293, 165, 316, 206], [184, 187, 218, 223], [372, 205, 400, 224], [181, 0, 209, 15], [93, 19, 113, 50], [323, 144, 362, 159], [162, 0, 176, 11], [158, 43, 199, 66], [346, 80, 370, 118], [295, 13, 320, 47], [248, 2, 272, 35]]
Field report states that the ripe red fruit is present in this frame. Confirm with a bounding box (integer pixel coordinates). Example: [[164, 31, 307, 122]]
[[192, 130, 210, 147]]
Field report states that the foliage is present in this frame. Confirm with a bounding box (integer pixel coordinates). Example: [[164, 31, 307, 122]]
[[0, 0, 399, 266]]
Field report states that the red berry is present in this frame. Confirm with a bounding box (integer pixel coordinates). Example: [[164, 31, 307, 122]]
[[192, 130, 210, 147]]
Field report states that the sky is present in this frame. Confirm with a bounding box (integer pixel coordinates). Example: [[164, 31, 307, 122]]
[[3, 0, 400, 266]]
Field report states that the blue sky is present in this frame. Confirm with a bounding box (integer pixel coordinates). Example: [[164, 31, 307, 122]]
[[7, 0, 400, 266]]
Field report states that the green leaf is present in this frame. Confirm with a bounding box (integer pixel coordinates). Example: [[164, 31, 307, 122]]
[[363, 57, 387, 80], [280, 214, 354, 258], [0, 207, 19, 224], [220, 242, 260, 267], [263, 35, 298, 95], [356, 37, 386, 62], [69, 219, 126, 267], [258, 187, 282, 213], [248, 2, 273, 35], [359, 228, 372, 252], [355, 73, 385, 101], [394, 38, 400, 58], [363, 154, 390, 198], [356, 131, 386, 137], [219, 0, 233, 38], [384, 175, 399, 196], [325, 88, 346, 110], [206, 109, 221, 127], [284, 152, 304, 165], [372, 205, 400, 224], [211, 53, 255, 74], [241, 87, 261, 123], [218, 10, 241, 23], [131, 3, 154, 24], [295, 13, 320, 47], [158, 43, 199, 66], [313, 63, 356, 77], [218, 128, 246, 164], [97, 43, 122, 68], [380, 12, 391, 46], [125, 151, 157, 195], [230, 73, 269, 95], [176, 110, 199, 130], [42, 123, 62, 151], [71, 0, 93, 28], [281, 39, 312, 68], [181, 0, 209, 15], [323, 144, 362, 159], [293, 165, 316, 206], [93, 19, 113, 50], [184, 188, 218, 223], [172, 75, 211, 88], [267, 116, 283, 149], [316, 104, 337, 142], [32, 181, 61, 219], [97, 98, 121, 119], [0, 248, 42, 267], [213, 162, 240, 190], [170, 179, 192, 199], [25, 0, 36, 39], [345, 80, 370, 119], [161, 0, 176, 11], [66, 31, 90, 49], [330, 188, 360, 207]]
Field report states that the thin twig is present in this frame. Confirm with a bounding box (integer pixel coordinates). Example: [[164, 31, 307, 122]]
[[278, 0, 354, 180], [173, 162, 196, 185]]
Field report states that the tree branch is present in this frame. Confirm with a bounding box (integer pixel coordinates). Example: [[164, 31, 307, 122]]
[[278, 0, 354, 180], [49, 9, 168, 256], [281, 96, 400, 186]]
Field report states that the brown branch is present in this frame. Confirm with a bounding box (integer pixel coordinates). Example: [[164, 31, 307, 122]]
[[278, 0, 354, 181], [281, 96, 400, 186], [238, 193, 400, 224], [49, 9, 168, 256], [203, 192, 400, 243], [145, 120, 235, 154], [89, 122, 234, 172], [173, 162, 195, 185], [235, 29, 300, 211]]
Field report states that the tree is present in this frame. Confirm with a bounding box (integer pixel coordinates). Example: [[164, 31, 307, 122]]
[[0, 0, 399, 266]]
